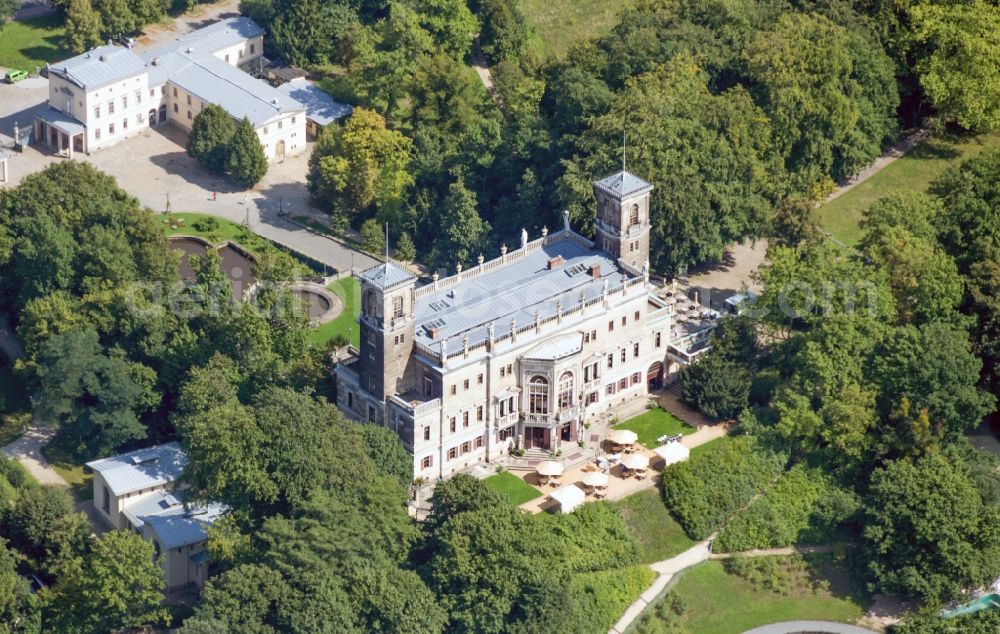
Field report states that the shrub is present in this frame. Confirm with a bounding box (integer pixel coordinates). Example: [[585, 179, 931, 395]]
[[715, 465, 859, 552], [662, 435, 785, 540], [539, 502, 641, 572], [723, 554, 826, 596], [187, 105, 237, 173], [193, 216, 220, 233], [567, 565, 655, 632], [634, 592, 690, 634]]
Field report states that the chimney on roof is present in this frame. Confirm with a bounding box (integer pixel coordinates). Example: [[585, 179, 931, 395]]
[[186, 46, 193, 54], [152, 57, 159, 66], [428, 326, 439, 340], [547, 255, 564, 270], [588, 264, 601, 279], [99, 54, 105, 62]]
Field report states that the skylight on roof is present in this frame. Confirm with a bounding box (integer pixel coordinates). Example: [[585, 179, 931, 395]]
[[565, 263, 588, 277], [429, 300, 450, 311], [130, 454, 158, 465]]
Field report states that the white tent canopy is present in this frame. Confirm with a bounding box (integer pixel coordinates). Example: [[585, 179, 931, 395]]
[[609, 429, 638, 445], [537, 460, 564, 477], [622, 454, 650, 471], [654, 442, 690, 467], [548, 484, 586, 513]]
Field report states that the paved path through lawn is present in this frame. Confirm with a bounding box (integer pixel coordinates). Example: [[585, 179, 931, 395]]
[[743, 621, 879, 634], [1, 425, 67, 487]]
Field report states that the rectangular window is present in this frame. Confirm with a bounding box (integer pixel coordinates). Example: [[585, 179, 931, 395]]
[[477, 373, 483, 384], [250, 43, 256, 53], [102, 486, 110, 513], [586, 391, 599, 405], [461, 441, 470, 454], [187, 110, 192, 120], [584, 332, 590, 343], [619, 378, 628, 390], [608, 320, 614, 332], [499, 425, 515, 441], [278, 120, 283, 129], [507, 364, 512, 374], [423, 426, 430, 441], [508, 396, 515, 413], [292, 116, 297, 124], [122, 95, 127, 109], [606, 383, 615, 395], [607, 353, 614, 369], [591, 330, 597, 341], [447, 447, 457, 460], [173, 87, 177, 97], [109, 122, 114, 134], [187, 95, 191, 105], [108, 100, 114, 114], [463, 412, 469, 427], [450, 385, 456, 395], [475, 436, 484, 449], [123, 117, 127, 129], [95, 128, 101, 139], [449, 418, 456, 433], [621, 349, 626, 363], [173, 103, 178, 113], [463, 379, 469, 390], [634, 343, 640, 357], [635, 310, 641, 321], [500, 366, 505, 378], [632, 372, 641, 385], [423, 377, 433, 395], [421, 456, 432, 469], [477, 405, 483, 421], [655, 332, 662, 348], [93, 105, 100, 118], [499, 400, 506, 416], [622, 316, 627, 326], [225, 54, 230, 63]]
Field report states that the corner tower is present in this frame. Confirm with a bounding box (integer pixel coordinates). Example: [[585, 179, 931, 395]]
[[357, 261, 417, 399], [593, 170, 654, 269]]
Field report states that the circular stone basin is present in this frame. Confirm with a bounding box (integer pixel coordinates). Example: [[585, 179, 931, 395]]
[[169, 236, 257, 302], [288, 282, 342, 324]]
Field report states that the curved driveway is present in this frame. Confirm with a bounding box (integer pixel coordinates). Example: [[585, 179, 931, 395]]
[[742, 621, 879, 634]]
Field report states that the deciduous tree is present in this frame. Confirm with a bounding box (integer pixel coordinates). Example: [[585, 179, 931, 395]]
[[187, 105, 237, 173]]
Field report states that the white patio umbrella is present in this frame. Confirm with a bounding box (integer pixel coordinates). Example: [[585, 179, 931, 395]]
[[608, 429, 638, 445], [622, 454, 650, 471], [583, 471, 609, 488], [536, 460, 564, 477]]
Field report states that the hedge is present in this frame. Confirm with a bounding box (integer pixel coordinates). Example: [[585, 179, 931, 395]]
[[567, 565, 656, 632], [662, 435, 786, 540]]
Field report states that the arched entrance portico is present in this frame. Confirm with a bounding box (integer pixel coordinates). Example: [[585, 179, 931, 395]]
[[647, 362, 664, 391]]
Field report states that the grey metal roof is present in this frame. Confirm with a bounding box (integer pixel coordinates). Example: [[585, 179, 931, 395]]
[[147, 16, 264, 59], [413, 235, 630, 349], [143, 501, 228, 550], [36, 107, 86, 136], [275, 79, 352, 127], [159, 52, 304, 126], [594, 170, 654, 199], [49, 45, 147, 90], [86, 442, 187, 497], [359, 261, 415, 290], [122, 490, 183, 530]]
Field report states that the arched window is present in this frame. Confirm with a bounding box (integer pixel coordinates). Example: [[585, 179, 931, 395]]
[[528, 376, 549, 414], [364, 290, 377, 317], [629, 203, 639, 226], [558, 372, 574, 409], [392, 295, 404, 318]]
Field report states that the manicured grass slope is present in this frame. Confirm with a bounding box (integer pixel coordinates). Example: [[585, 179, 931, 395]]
[[669, 560, 865, 634], [483, 471, 542, 505], [521, 0, 633, 59], [0, 15, 70, 72], [307, 277, 360, 348], [819, 131, 1000, 246], [614, 407, 695, 448], [615, 488, 694, 564]]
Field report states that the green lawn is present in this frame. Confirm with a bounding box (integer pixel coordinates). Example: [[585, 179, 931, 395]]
[[307, 277, 360, 348], [0, 15, 70, 72], [40, 438, 93, 501], [0, 352, 30, 447], [615, 488, 694, 564], [614, 407, 695, 449], [521, 0, 634, 59], [819, 131, 1000, 246], [664, 559, 866, 634], [483, 471, 543, 505], [163, 212, 254, 246]]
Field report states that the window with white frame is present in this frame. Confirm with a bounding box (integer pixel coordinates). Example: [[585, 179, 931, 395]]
[[528, 375, 548, 414], [557, 372, 573, 409]]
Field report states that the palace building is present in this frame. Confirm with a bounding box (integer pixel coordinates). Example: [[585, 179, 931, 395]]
[[35, 17, 306, 161], [334, 171, 715, 480]]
